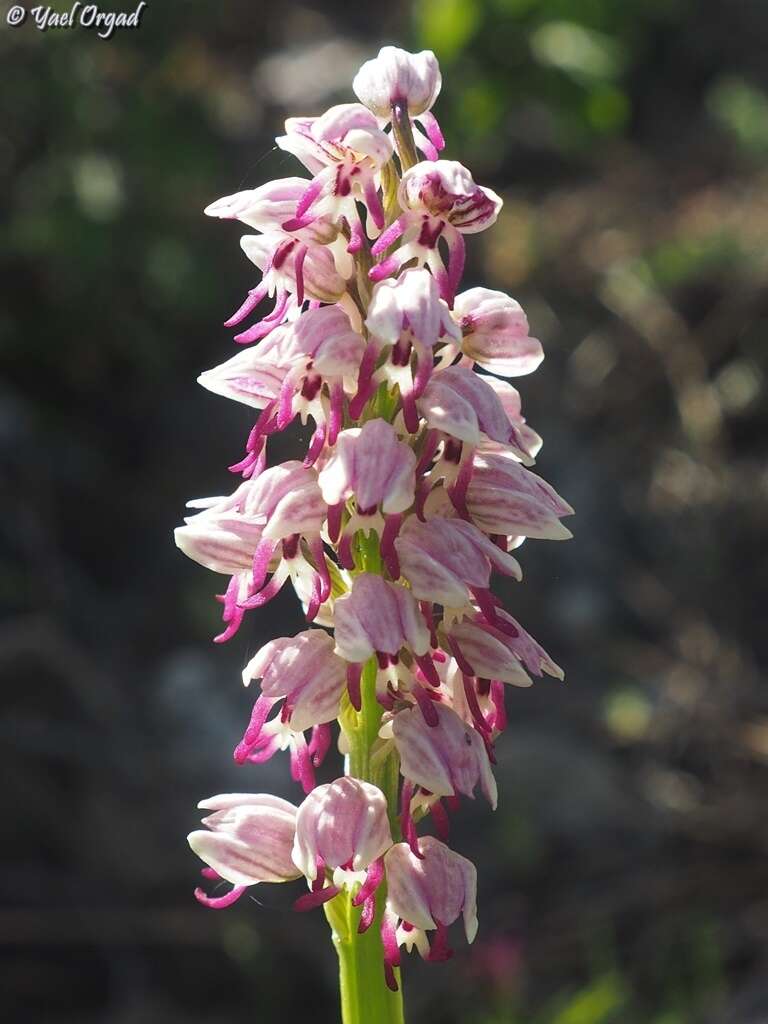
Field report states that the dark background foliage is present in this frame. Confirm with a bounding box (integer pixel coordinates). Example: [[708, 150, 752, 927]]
[[2, 1, 767, 1021]]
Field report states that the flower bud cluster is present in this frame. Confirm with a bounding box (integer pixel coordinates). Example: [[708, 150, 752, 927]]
[[177, 45, 572, 987]]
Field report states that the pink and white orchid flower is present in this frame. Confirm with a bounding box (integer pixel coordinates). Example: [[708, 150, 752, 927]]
[[175, 462, 330, 640], [354, 268, 461, 429], [188, 793, 301, 909], [370, 161, 502, 302], [180, 44, 572, 1011], [200, 304, 366, 470], [447, 287, 545, 378], [353, 46, 444, 160], [277, 103, 393, 246], [382, 837, 478, 987], [292, 777, 393, 930], [318, 418, 416, 574]]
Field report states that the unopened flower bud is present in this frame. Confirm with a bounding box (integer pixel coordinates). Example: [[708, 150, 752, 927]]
[[353, 46, 441, 118]]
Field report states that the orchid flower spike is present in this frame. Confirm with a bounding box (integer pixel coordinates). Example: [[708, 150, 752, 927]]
[[179, 43, 572, 1014]]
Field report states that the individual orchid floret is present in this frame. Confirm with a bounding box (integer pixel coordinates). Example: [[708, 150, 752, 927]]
[[453, 609, 564, 682], [228, 231, 348, 345], [451, 288, 544, 378], [352, 46, 444, 160], [417, 364, 536, 516], [382, 837, 478, 987], [465, 448, 574, 542], [204, 177, 338, 246], [241, 629, 347, 733], [366, 269, 460, 353], [333, 574, 430, 664], [333, 573, 434, 709], [395, 516, 521, 624], [318, 419, 416, 574], [173, 497, 265, 580], [416, 365, 534, 513], [354, 269, 461, 429], [370, 160, 502, 302], [446, 606, 566, 689], [417, 366, 523, 451], [201, 305, 366, 468], [277, 104, 393, 243], [292, 777, 393, 930], [174, 462, 330, 641], [188, 793, 301, 909], [392, 703, 497, 851]]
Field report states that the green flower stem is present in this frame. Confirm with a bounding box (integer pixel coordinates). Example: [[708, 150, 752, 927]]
[[381, 158, 401, 224], [326, 881, 404, 1024], [391, 101, 419, 173], [325, 528, 406, 1023]]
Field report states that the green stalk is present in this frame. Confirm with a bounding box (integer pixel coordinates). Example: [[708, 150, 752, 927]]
[[324, 530, 406, 1024], [391, 101, 419, 172], [326, 880, 404, 1024]]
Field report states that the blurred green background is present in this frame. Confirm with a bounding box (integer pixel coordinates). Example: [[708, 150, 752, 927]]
[[2, 1, 767, 1021]]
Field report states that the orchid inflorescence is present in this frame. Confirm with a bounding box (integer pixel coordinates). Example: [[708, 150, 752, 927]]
[[176, 45, 573, 1009]]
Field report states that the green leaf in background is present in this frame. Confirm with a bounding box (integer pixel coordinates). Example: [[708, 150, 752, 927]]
[[549, 973, 627, 1024], [530, 21, 625, 80], [414, 0, 481, 61], [708, 75, 768, 155]]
